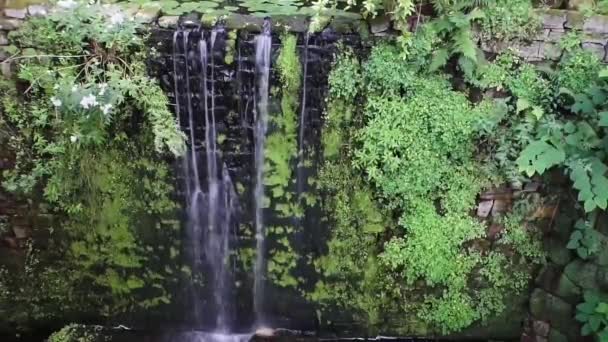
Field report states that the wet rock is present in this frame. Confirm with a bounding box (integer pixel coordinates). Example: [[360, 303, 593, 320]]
[[27, 5, 49, 17], [0, 18, 23, 30], [491, 198, 510, 216], [369, 15, 390, 34], [477, 200, 493, 218], [0, 31, 8, 46], [3, 8, 27, 19], [564, 259, 599, 290], [158, 16, 179, 29]]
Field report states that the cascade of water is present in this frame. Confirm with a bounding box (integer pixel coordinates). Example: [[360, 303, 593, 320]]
[[296, 32, 310, 203], [253, 18, 272, 326], [175, 25, 238, 337]]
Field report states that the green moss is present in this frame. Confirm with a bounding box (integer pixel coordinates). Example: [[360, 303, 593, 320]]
[[264, 34, 302, 290]]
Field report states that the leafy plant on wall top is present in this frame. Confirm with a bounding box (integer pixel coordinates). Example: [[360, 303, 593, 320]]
[[0, 0, 186, 324]]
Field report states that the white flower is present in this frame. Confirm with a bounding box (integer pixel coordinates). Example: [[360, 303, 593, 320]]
[[50, 97, 62, 107], [71, 85, 78, 92], [109, 12, 125, 26], [101, 103, 113, 115], [70, 135, 78, 143], [57, 0, 77, 9], [80, 94, 98, 109]]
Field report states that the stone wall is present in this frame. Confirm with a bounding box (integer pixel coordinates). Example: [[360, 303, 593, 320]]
[[481, 9, 608, 62]]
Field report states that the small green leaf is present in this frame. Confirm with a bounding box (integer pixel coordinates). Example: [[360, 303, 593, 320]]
[[578, 246, 589, 259], [582, 322, 593, 336], [599, 112, 608, 127], [516, 98, 531, 113]]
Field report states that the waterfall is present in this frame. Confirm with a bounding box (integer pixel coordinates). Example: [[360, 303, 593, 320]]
[[174, 26, 239, 338], [296, 32, 310, 202], [253, 19, 272, 326]]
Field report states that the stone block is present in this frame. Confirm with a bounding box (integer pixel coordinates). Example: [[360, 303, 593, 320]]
[[541, 42, 562, 61], [568, 0, 595, 11], [554, 272, 582, 304], [564, 259, 599, 290], [535, 264, 561, 291], [530, 289, 574, 327], [369, 15, 390, 34], [564, 11, 585, 30], [539, 9, 567, 30], [225, 13, 263, 32], [515, 41, 543, 62], [596, 267, 608, 291], [158, 16, 179, 29], [584, 15, 608, 35], [545, 29, 565, 43], [582, 42, 606, 60], [3, 8, 27, 19], [533, 320, 550, 337], [135, 6, 161, 24], [0, 31, 7, 46], [544, 236, 571, 266], [0, 18, 23, 30], [548, 328, 568, 342], [477, 200, 493, 218], [27, 5, 49, 17]]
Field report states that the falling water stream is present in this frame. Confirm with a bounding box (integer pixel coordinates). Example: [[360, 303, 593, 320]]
[[253, 19, 272, 327], [296, 32, 309, 204], [173, 26, 246, 342]]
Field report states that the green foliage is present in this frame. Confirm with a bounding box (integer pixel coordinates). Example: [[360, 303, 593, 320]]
[[48, 324, 106, 342], [479, 0, 539, 42], [313, 42, 538, 334], [265, 34, 302, 289], [0, 1, 185, 329], [557, 48, 602, 95], [428, 5, 485, 78], [576, 292, 608, 341], [567, 215, 602, 259]]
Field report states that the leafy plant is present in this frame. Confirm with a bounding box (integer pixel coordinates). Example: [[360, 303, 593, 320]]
[[0, 0, 186, 328], [576, 292, 608, 340], [567, 215, 602, 259]]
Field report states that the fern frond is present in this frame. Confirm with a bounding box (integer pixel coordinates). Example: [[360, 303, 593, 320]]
[[453, 28, 477, 62], [429, 48, 450, 71], [458, 55, 475, 79]]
